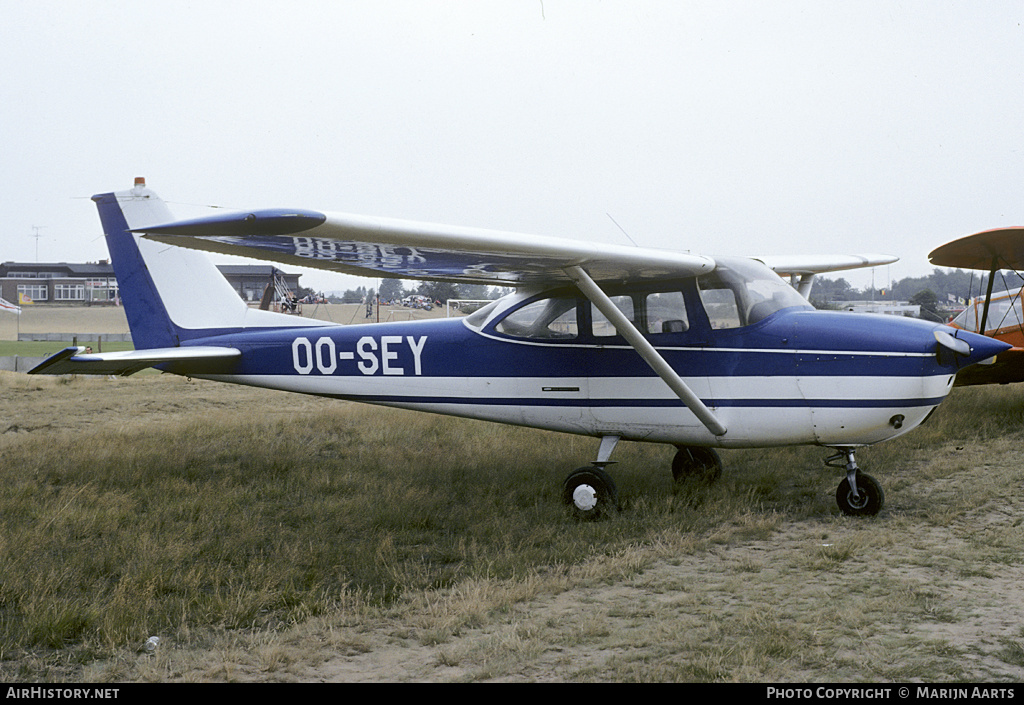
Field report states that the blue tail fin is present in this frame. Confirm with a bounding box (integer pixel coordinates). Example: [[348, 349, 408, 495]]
[[93, 179, 325, 349], [93, 185, 179, 348]]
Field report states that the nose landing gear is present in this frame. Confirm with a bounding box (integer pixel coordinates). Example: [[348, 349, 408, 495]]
[[826, 449, 885, 516]]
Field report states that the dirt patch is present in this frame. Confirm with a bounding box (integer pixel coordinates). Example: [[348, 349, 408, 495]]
[[290, 514, 1024, 682]]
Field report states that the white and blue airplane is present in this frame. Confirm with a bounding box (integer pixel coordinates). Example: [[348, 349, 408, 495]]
[[31, 179, 1009, 519]]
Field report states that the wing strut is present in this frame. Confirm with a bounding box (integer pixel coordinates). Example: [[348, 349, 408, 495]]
[[563, 265, 728, 437]]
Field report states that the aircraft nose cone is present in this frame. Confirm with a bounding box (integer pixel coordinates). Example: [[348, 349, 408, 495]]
[[939, 327, 1012, 367]]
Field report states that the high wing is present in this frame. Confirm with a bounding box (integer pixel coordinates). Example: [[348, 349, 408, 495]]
[[133, 204, 900, 438], [755, 254, 899, 298], [756, 254, 899, 276], [138, 209, 715, 285], [30, 346, 241, 377], [137, 208, 897, 290]]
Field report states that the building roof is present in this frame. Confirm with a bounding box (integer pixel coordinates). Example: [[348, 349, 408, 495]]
[[1, 261, 297, 278], [1, 261, 115, 276]]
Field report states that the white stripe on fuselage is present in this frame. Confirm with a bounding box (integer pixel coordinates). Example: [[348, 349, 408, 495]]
[[194, 371, 950, 448]]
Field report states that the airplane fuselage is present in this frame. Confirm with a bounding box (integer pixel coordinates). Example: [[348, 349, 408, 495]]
[[178, 291, 962, 451]]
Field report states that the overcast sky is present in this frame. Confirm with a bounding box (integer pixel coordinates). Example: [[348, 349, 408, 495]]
[[2, 0, 1021, 294]]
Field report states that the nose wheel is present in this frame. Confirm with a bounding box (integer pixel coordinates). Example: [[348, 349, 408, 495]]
[[827, 449, 885, 516]]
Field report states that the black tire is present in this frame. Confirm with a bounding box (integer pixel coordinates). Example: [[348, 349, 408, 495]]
[[836, 471, 885, 516], [562, 467, 618, 520], [671, 446, 723, 484]]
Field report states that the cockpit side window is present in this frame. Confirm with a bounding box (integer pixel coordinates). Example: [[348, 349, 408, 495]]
[[495, 296, 579, 339], [645, 291, 689, 334], [697, 284, 742, 329]]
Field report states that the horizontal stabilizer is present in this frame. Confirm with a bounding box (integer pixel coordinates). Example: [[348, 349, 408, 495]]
[[29, 346, 241, 377]]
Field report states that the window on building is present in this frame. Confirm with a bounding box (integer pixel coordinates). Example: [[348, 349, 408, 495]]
[[86, 279, 119, 302], [17, 284, 48, 302], [54, 284, 86, 301]]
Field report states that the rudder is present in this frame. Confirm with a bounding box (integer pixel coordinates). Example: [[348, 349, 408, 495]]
[[93, 180, 180, 348]]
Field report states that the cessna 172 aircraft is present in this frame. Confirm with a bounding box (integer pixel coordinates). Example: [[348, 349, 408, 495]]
[[31, 180, 1009, 519]]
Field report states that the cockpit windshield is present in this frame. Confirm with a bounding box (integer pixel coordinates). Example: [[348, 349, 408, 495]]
[[697, 257, 812, 328], [951, 289, 1024, 334]]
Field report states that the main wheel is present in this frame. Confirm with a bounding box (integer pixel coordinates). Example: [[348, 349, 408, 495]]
[[672, 446, 723, 484], [836, 471, 885, 516], [562, 467, 618, 521]]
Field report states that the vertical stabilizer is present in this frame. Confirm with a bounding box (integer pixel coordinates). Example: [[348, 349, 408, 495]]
[[93, 179, 324, 348]]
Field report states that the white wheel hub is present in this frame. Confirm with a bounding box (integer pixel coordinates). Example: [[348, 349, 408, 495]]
[[572, 484, 598, 511]]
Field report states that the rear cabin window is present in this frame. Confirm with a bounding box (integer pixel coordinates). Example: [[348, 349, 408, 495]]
[[591, 295, 635, 337], [590, 290, 690, 337], [645, 290, 689, 334]]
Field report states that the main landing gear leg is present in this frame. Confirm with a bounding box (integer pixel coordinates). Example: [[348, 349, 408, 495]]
[[826, 448, 885, 516], [562, 436, 620, 521]]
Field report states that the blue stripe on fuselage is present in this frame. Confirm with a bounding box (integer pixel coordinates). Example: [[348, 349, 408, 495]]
[[180, 308, 952, 381], [311, 392, 947, 409]]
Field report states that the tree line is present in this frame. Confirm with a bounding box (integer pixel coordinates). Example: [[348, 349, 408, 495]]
[[326, 279, 510, 305], [810, 268, 1024, 317], [313, 267, 1024, 321]]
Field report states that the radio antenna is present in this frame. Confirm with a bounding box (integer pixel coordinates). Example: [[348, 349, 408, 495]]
[[606, 213, 639, 247]]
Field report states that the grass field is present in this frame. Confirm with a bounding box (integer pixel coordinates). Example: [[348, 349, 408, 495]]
[[1, 370, 1023, 682], [0, 303, 452, 345]]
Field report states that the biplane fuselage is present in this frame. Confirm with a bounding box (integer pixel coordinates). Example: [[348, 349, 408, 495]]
[[930, 228, 1024, 387], [948, 288, 1024, 346]]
